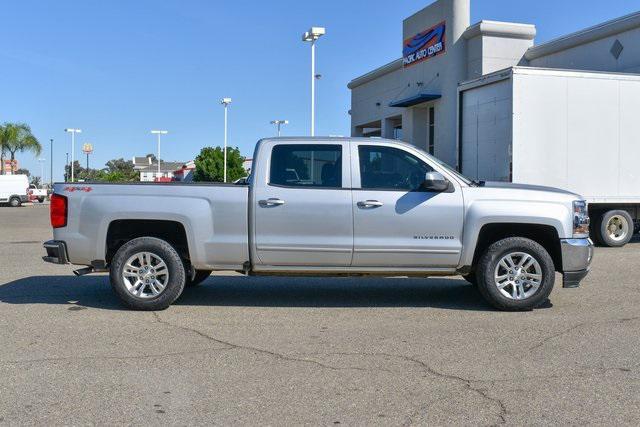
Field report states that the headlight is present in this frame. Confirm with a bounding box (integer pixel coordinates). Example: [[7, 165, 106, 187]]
[[573, 200, 590, 237]]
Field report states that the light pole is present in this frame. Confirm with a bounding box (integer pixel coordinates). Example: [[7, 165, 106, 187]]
[[150, 130, 168, 177], [65, 152, 69, 182], [220, 98, 232, 182], [38, 158, 46, 184], [64, 128, 82, 182], [49, 139, 53, 187], [302, 27, 325, 137], [270, 120, 289, 137]]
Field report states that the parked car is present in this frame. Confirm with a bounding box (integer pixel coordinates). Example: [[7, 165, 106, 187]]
[[28, 184, 48, 203], [43, 137, 593, 311], [0, 174, 29, 207]]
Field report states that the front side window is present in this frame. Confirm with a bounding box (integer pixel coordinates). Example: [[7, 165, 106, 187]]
[[270, 144, 342, 188], [358, 145, 434, 191]]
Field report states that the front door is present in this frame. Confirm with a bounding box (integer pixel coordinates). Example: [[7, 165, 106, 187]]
[[253, 142, 353, 267], [351, 143, 464, 268]]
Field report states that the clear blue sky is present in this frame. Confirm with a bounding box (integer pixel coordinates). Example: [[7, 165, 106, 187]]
[[2, 0, 639, 181]]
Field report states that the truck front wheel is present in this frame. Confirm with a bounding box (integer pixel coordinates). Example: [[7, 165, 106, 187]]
[[476, 237, 555, 311], [595, 210, 633, 247], [109, 237, 186, 310]]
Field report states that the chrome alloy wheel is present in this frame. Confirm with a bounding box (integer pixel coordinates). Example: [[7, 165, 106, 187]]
[[122, 252, 169, 298], [494, 252, 542, 301], [606, 215, 629, 242]]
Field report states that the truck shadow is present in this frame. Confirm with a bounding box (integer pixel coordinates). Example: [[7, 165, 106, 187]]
[[0, 275, 522, 312]]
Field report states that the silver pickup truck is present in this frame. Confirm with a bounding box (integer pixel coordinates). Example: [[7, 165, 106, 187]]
[[43, 137, 593, 311]]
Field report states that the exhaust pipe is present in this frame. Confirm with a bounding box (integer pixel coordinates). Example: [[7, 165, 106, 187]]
[[73, 266, 94, 276]]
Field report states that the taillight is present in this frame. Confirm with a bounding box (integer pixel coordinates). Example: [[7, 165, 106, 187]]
[[50, 194, 68, 228]]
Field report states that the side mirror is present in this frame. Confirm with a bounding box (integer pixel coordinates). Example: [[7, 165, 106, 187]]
[[422, 171, 450, 192]]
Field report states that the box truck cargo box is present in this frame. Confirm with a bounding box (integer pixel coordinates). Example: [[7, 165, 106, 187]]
[[459, 66, 640, 246]]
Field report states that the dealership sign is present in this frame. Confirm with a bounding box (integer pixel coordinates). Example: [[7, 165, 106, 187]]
[[403, 21, 446, 67]]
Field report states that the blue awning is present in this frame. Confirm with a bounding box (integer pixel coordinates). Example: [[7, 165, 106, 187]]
[[389, 93, 441, 108]]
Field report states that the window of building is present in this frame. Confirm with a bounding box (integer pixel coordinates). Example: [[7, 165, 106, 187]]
[[428, 107, 435, 155], [358, 145, 434, 191], [270, 144, 342, 188]]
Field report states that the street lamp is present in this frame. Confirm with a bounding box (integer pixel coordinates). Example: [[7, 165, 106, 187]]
[[150, 130, 168, 176], [49, 139, 53, 187], [270, 120, 289, 137], [220, 98, 232, 183], [64, 128, 82, 182], [38, 158, 46, 184], [302, 26, 325, 137]]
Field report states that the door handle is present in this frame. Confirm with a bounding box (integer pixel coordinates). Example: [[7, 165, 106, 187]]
[[357, 200, 384, 208], [259, 198, 285, 207]]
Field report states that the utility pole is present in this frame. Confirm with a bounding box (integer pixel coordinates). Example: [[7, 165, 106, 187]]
[[302, 27, 325, 136], [64, 128, 82, 182], [220, 98, 232, 182], [50, 139, 53, 186]]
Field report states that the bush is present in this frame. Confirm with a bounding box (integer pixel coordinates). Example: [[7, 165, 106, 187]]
[[193, 146, 245, 182]]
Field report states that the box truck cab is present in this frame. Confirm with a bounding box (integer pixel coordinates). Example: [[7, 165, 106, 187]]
[[0, 175, 29, 207]]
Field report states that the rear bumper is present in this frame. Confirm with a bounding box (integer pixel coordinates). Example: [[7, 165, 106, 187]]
[[19, 195, 29, 202], [560, 238, 594, 288], [42, 240, 69, 264]]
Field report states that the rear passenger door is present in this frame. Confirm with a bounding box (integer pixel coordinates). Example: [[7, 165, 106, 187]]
[[252, 141, 353, 267]]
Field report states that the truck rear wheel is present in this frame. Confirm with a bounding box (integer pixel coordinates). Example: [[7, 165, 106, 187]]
[[476, 237, 555, 311], [109, 237, 186, 310], [9, 196, 21, 207], [595, 210, 633, 247], [186, 270, 212, 287]]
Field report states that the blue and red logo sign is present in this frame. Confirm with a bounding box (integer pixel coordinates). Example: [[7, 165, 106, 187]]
[[403, 21, 446, 67]]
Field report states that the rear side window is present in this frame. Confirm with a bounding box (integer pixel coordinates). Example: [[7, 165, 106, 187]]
[[270, 144, 342, 188], [358, 145, 434, 191]]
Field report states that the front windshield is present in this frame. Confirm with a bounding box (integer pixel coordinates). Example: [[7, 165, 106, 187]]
[[411, 146, 474, 185]]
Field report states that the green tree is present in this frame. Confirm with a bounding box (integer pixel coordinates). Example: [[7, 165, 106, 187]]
[[2, 123, 41, 174], [30, 176, 41, 187], [15, 168, 30, 177], [193, 146, 245, 182], [104, 158, 138, 181]]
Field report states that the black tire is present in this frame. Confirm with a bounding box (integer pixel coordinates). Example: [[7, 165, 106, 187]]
[[186, 270, 212, 287], [476, 237, 555, 311], [9, 197, 21, 207], [38, 197, 45, 203], [596, 210, 634, 247], [109, 237, 186, 310], [462, 271, 477, 287]]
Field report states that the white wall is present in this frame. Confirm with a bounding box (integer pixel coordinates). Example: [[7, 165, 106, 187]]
[[527, 21, 640, 73]]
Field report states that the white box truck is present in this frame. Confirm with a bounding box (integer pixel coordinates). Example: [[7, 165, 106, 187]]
[[459, 66, 640, 247], [0, 174, 29, 207]]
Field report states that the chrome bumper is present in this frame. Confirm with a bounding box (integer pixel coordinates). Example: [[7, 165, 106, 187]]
[[560, 238, 594, 288]]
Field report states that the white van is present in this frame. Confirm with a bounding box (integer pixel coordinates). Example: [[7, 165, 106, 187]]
[[0, 175, 30, 207]]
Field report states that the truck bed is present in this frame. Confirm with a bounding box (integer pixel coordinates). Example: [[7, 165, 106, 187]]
[[52, 182, 250, 270]]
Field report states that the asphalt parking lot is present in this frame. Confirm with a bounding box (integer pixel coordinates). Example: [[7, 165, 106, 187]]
[[0, 205, 638, 425]]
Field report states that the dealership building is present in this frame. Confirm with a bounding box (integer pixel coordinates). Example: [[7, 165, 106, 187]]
[[348, 0, 640, 180]]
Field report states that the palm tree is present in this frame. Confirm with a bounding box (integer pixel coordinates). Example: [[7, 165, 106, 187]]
[[2, 123, 41, 174]]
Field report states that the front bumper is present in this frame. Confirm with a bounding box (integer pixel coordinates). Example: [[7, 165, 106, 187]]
[[42, 240, 69, 264], [560, 238, 594, 288]]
